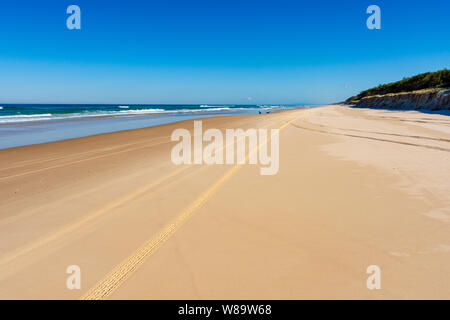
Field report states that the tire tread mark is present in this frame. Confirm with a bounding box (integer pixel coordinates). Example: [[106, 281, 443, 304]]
[[81, 116, 302, 300]]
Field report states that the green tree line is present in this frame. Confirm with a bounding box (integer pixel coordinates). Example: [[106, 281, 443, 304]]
[[347, 69, 450, 102]]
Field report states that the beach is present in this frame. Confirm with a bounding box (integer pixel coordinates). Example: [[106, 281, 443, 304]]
[[0, 105, 449, 299]]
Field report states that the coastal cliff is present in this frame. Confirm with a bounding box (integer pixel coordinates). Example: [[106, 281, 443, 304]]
[[345, 69, 450, 110], [348, 89, 450, 110]]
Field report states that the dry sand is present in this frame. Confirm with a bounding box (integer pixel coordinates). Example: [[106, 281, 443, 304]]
[[0, 105, 449, 299]]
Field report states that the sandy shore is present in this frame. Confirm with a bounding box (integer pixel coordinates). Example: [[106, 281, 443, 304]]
[[0, 105, 449, 299]]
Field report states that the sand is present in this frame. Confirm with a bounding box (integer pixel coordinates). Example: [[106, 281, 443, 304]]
[[0, 105, 449, 299]]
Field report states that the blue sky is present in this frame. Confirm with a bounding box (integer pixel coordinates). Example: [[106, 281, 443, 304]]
[[0, 0, 449, 104]]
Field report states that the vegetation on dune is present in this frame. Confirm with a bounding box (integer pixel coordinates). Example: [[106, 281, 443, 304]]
[[347, 69, 450, 102]]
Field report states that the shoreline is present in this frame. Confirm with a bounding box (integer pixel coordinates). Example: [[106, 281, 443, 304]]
[[0, 107, 305, 150], [0, 112, 264, 151]]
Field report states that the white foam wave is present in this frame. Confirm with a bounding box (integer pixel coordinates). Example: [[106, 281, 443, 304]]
[[200, 105, 230, 108], [1, 113, 52, 118], [174, 107, 234, 112], [118, 108, 166, 114], [0, 116, 53, 123]]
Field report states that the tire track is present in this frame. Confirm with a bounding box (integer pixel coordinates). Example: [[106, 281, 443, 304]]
[[81, 115, 303, 300], [0, 136, 170, 173], [302, 119, 450, 143], [0, 139, 172, 181], [0, 162, 169, 227], [0, 118, 280, 269], [0, 165, 191, 269], [290, 123, 450, 152]]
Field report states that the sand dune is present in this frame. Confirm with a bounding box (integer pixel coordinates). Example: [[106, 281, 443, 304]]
[[0, 106, 449, 299]]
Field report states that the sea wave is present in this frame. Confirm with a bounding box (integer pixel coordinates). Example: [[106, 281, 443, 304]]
[[171, 107, 235, 113], [0, 114, 54, 123], [0, 113, 52, 118], [0, 107, 247, 124], [199, 105, 229, 108], [119, 108, 166, 114]]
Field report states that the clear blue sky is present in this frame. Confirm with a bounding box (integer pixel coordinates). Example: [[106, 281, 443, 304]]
[[0, 0, 449, 104]]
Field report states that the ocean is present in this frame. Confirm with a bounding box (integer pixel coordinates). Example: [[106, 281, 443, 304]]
[[0, 104, 309, 149]]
